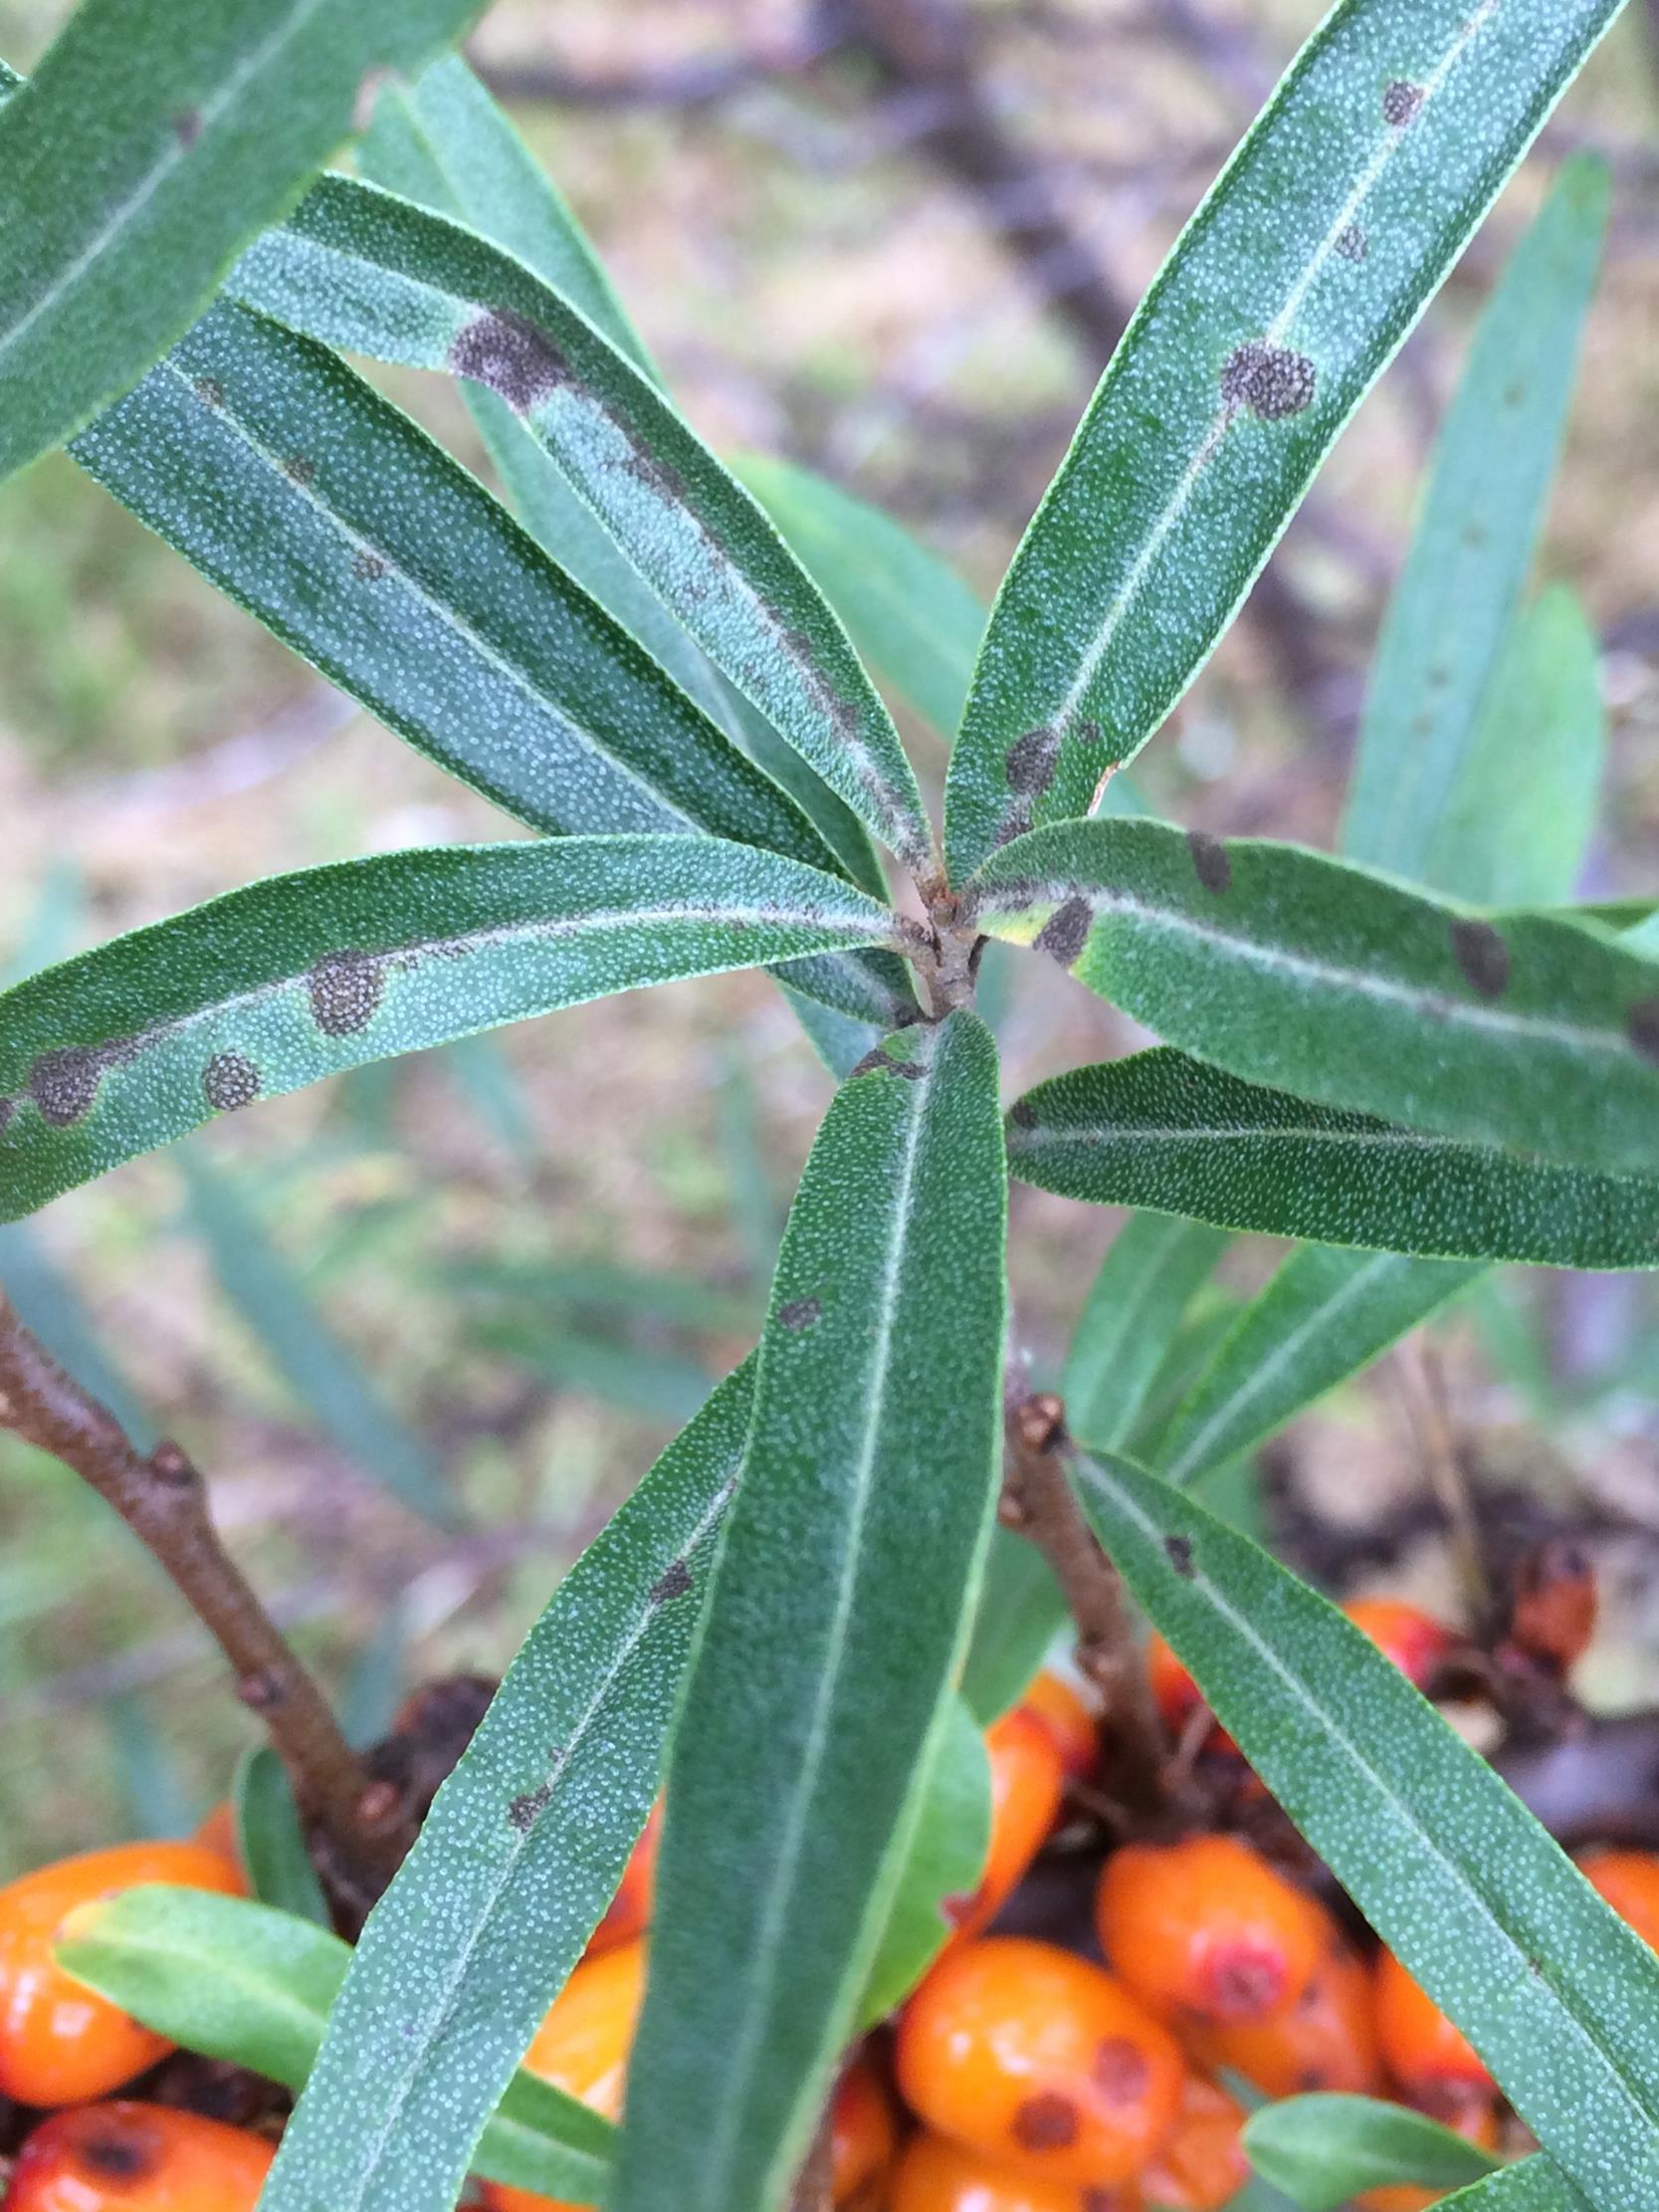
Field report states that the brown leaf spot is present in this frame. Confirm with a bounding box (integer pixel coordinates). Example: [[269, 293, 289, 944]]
[[1035, 895, 1093, 968], [1094, 2037, 1151, 2103], [1011, 2094, 1080, 2151], [508, 1783, 553, 1832], [778, 1296, 823, 1332], [1450, 918, 1511, 999], [1164, 1534, 1195, 1579], [1008, 1098, 1038, 1131], [1007, 726, 1061, 797], [172, 108, 201, 149], [352, 550, 387, 582], [650, 1558, 694, 1606], [450, 309, 571, 414], [1221, 341, 1317, 421], [203, 1052, 261, 1113], [1335, 224, 1369, 263], [193, 374, 224, 408], [623, 445, 688, 501], [1625, 997, 1659, 1066], [849, 1047, 926, 1081], [1382, 80, 1425, 126], [1186, 828, 1232, 895], [28, 1045, 105, 1128], [1071, 717, 1106, 752], [308, 952, 385, 1037], [284, 455, 315, 487]]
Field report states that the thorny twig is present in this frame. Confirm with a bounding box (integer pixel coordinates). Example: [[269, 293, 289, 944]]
[[0, 1294, 406, 1885], [1002, 1384, 1166, 1813]]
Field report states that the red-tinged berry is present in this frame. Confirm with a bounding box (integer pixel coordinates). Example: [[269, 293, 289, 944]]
[[946, 1708, 1066, 1942], [831, 2055, 898, 2203], [6, 2101, 274, 2212], [1342, 1599, 1459, 1690], [1184, 1933, 1382, 2099], [1095, 1836, 1327, 2027]]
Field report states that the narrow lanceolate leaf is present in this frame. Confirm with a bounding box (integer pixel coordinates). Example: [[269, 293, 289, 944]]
[[1343, 156, 1608, 882], [616, 1013, 1007, 2212], [1071, 1447, 1659, 2212], [0, 0, 487, 484], [942, 0, 1628, 878], [1243, 2095, 1500, 2210], [0, 838, 900, 1222], [1422, 585, 1607, 910], [959, 1526, 1068, 1727], [229, 176, 933, 871], [857, 1698, 992, 2028], [181, 1156, 454, 1526], [1006, 1050, 1659, 1270], [1438, 2162, 1589, 2212], [1064, 1214, 1228, 1452], [261, 1363, 753, 2212], [735, 454, 987, 740], [1154, 1246, 1477, 1488], [971, 820, 1659, 1183], [57, 1886, 613, 2206], [233, 1747, 330, 1927]]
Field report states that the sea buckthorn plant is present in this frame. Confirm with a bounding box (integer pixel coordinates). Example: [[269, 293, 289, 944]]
[[1, 4, 1658, 2212]]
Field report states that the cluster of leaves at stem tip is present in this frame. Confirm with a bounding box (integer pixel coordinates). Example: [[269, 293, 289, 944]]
[[2, 2, 1659, 2211]]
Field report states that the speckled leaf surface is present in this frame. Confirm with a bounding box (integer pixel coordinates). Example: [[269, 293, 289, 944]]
[[857, 1696, 991, 2028], [615, 1013, 1007, 2212], [1005, 1049, 1659, 1269], [1343, 156, 1608, 883], [56, 1886, 612, 2205], [972, 820, 1659, 1182], [942, 0, 1627, 879], [1064, 1213, 1229, 1452], [1436, 2161, 1589, 2211], [0, 838, 900, 1222], [1072, 1447, 1659, 2211], [228, 176, 933, 872], [1153, 1244, 1477, 1487], [1243, 2094, 1500, 2209], [0, 0, 485, 485], [259, 1363, 753, 2212]]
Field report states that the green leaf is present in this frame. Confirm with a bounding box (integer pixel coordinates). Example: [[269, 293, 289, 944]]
[[180, 1154, 454, 1525], [1438, 2160, 1590, 2211], [0, 1223, 156, 1448], [233, 1747, 330, 1927], [941, 0, 1626, 878], [616, 1011, 1007, 2212], [1153, 1244, 1477, 1487], [971, 820, 1659, 1183], [734, 453, 986, 739], [857, 1697, 992, 2027], [1070, 1446, 1659, 2211], [1423, 584, 1607, 909], [1342, 156, 1608, 882], [261, 1361, 752, 2212], [958, 1524, 1069, 1727], [1005, 1048, 1659, 1270], [0, 835, 900, 1222], [1243, 2094, 1500, 2210], [0, 0, 487, 485], [1064, 1214, 1229, 1451], [104, 1695, 200, 1839], [230, 175, 933, 872], [56, 1885, 612, 2206], [474, 1315, 714, 1425]]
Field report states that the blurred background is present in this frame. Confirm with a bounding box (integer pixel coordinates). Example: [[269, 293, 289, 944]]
[[2, 0, 1659, 1879]]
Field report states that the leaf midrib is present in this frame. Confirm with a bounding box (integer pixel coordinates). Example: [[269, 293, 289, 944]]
[[1078, 1452, 1659, 2170], [1, 0, 331, 363], [698, 1034, 938, 2201]]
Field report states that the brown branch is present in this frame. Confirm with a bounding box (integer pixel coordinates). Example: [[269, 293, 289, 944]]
[[0, 1294, 404, 1885], [788, 2087, 838, 2212], [1002, 1387, 1166, 1813], [1392, 1337, 1491, 1620]]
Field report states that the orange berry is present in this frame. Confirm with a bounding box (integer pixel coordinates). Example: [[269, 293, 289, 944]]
[[1372, 1950, 1495, 2116], [1019, 1672, 1101, 1784], [1342, 1600, 1458, 1690], [831, 2055, 899, 2203], [1355, 2101, 1500, 2210], [1184, 1934, 1382, 2099], [1507, 1540, 1597, 1675], [890, 2129, 1142, 2211], [897, 1936, 1185, 2187], [188, 1801, 247, 1886], [1139, 2074, 1248, 2211], [583, 1804, 661, 1960], [7, 2101, 274, 2212], [480, 1939, 647, 2212], [1578, 1850, 1659, 1954], [0, 1842, 244, 2106], [946, 1708, 1066, 1942], [1095, 1836, 1326, 2027], [1145, 1637, 1202, 1736]]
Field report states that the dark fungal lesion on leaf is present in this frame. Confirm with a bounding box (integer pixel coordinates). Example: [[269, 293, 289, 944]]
[[1449, 918, 1511, 1000], [202, 1052, 262, 1113], [1626, 996, 1659, 1067], [26, 1037, 139, 1129], [507, 1781, 554, 1833], [650, 1558, 695, 1607], [1335, 224, 1369, 263], [1034, 896, 1094, 968], [777, 1296, 823, 1333], [449, 308, 572, 415], [1381, 79, 1426, 127], [352, 549, 387, 582], [1006, 726, 1061, 799], [192, 374, 224, 408], [1164, 1534, 1196, 1579], [1007, 1098, 1038, 1132], [849, 1046, 926, 1081], [1221, 342, 1318, 423], [307, 951, 386, 1038], [1186, 829, 1232, 896], [283, 455, 315, 487]]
